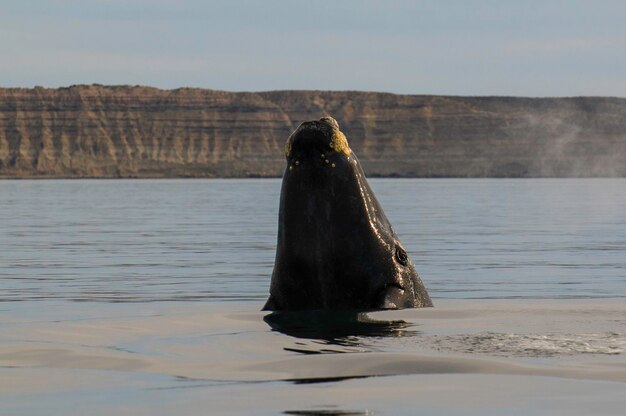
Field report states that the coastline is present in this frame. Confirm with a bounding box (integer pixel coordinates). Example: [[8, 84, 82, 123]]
[[2, 86, 625, 179]]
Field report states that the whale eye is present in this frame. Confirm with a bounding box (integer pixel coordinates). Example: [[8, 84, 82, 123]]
[[395, 245, 408, 267]]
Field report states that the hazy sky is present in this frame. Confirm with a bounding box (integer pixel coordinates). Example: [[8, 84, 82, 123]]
[[2, 0, 626, 96]]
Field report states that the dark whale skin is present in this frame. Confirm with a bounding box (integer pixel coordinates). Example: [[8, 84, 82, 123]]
[[263, 117, 432, 311]]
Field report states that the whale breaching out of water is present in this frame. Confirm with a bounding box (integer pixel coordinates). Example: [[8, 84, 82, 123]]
[[263, 117, 432, 311]]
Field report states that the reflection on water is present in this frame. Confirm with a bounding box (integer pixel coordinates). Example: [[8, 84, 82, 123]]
[[287, 376, 372, 385], [264, 310, 417, 353], [284, 409, 373, 415]]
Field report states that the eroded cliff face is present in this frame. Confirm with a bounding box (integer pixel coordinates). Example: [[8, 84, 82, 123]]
[[0, 85, 625, 178]]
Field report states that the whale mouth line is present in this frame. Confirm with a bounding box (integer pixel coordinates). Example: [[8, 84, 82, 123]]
[[377, 282, 405, 294], [372, 283, 409, 310]]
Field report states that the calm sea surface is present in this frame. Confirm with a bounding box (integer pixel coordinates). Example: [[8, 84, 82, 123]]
[[2, 178, 626, 416], [1, 178, 625, 303]]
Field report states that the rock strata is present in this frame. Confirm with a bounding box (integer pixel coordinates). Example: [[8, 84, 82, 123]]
[[1, 85, 624, 178]]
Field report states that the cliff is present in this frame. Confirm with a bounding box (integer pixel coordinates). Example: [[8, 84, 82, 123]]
[[1, 85, 625, 178]]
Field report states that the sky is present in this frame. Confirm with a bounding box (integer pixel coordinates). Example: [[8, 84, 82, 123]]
[[1, 0, 626, 96]]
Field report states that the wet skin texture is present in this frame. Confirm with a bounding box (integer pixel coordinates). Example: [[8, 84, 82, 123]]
[[263, 117, 432, 311]]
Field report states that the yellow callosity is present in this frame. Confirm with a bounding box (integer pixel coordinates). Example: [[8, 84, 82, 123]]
[[284, 136, 292, 159], [284, 127, 350, 160], [329, 130, 351, 156]]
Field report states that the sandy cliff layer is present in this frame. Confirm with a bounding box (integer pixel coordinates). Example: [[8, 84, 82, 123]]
[[0, 85, 625, 177]]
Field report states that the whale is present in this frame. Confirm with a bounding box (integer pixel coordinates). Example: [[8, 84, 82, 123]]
[[263, 116, 432, 310]]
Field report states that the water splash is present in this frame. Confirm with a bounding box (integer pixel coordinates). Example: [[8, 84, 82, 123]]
[[421, 332, 626, 357]]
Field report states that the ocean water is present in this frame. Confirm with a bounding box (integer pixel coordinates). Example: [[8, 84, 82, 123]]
[[1, 178, 626, 415], [1, 178, 625, 303]]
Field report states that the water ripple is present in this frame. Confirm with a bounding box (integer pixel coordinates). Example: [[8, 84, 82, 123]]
[[1, 178, 625, 303]]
